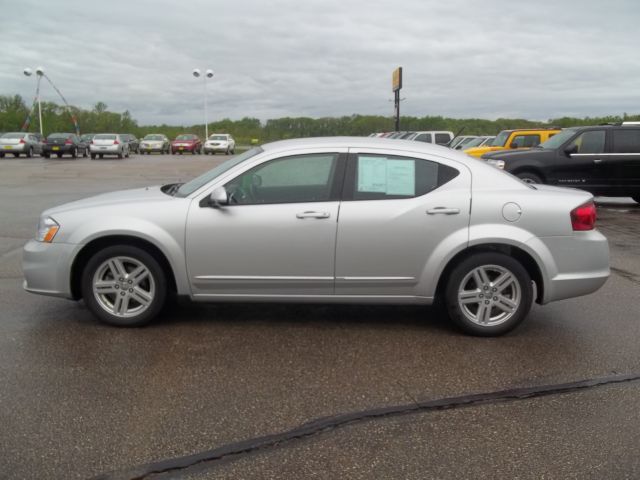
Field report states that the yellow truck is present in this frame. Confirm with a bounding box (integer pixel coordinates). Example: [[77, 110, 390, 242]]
[[465, 128, 560, 158]]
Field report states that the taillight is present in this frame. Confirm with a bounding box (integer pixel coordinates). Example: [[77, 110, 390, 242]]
[[571, 201, 596, 231], [19, 138, 25, 144], [65, 138, 73, 145], [113, 140, 119, 145]]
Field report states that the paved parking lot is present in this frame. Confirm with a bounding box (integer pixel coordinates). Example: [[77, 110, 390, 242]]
[[1, 154, 639, 479]]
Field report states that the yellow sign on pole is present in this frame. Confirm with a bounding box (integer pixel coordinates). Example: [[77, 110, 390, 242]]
[[392, 67, 402, 92]]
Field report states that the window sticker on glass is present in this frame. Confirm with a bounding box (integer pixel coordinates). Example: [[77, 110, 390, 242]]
[[357, 156, 415, 196], [357, 156, 387, 192], [386, 159, 415, 195]]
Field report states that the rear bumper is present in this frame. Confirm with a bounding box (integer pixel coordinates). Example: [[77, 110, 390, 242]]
[[172, 145, 198, 152], [43, 145, 74, 154], [90, 145, 122, 154], [528, 230, 610, 304], [1, 145, 26, 153], [23, 239, 78, 299]]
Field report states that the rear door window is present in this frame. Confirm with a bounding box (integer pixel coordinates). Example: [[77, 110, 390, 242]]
[[434, 133, 451, 144], [345, 154, 459, 201], [511, 134, 540, 148], [612, 129, 640, 153], [413, 133, 432, 143]]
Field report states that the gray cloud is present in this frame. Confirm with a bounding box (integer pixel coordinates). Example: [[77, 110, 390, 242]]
[[2, 0, 639, 125]]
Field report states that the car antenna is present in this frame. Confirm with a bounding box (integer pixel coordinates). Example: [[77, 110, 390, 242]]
[[446, 126, 466, 147]]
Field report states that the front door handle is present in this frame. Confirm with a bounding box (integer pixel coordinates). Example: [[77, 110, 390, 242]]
[[593, 158, 603, 164], [427, 207, 460, 215], [296, 211, 330, 219]]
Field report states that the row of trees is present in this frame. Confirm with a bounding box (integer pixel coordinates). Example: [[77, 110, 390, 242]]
[[2, 94, 639, 145]]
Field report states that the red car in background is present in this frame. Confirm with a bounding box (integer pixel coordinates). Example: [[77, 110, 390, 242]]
[[171, 134, 202, 155]]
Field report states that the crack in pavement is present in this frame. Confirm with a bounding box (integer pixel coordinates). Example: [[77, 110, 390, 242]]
[[90, 372, 640, 480], [610, 266, 640, 286]]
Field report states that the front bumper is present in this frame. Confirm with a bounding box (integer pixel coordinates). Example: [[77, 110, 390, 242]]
[[204, 143, 229, 152], [23, 239, 79, 299], [528, 230, 610, 304], [141, 143, 165, 152]]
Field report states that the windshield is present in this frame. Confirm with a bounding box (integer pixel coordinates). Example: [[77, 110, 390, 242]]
[[462, 137, 485, 149], [176, 134, 195, 140], [144, 135, 164, 140], [491, 131, 511, 147], [176, 147, 263, 197], [209, 135, 228, 140], [538, 129, 576, 149]]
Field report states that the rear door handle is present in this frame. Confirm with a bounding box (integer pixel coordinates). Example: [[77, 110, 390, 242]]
[[426, 207, 460, 215], [593, 158, 603, 164], [296, 211, 330, 219]]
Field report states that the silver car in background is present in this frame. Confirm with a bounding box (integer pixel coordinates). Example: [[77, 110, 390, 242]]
[[89, 133, 129, 159], [140, 134, 170, 154], [0, 132, 43, 158], [23, 137, 609, 336], [203, 133, 235, 155]]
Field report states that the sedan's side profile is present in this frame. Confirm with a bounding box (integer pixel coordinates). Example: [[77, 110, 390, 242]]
[[23, 137, 610, 336]]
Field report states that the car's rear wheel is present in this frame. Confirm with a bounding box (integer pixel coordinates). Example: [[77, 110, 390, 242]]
[[71, 147, 77, 158], [82, 148, 88, 158], [91, 153, 96, 159], [81, 245, 167, 327], [444, 252, 533, 336], [117, 150, 123, 159], [26, 147, 33, 158], [516, 172, 542, 184]]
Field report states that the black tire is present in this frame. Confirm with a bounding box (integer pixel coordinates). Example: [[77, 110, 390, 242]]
[[81, 245, 167, 327], [231, 149, 235, 155], [516, 172, 543, 184], [56, 153, 62, 158], [91, 153, 96, 159], [83, 148, 88, 158], [444, 252, 533, 336], [0, 153, 4, 158], [13, 153, 20, 158], [99, 154, 104, 159], [26, 147, 33, 158], [43, 153, 49, 158], [118, 150, 123, 159], [71, 147, 77, 159]]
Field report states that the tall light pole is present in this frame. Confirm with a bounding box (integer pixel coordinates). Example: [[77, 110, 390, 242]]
[[193, 68, 214, 139], [23, 66, 45, 136]]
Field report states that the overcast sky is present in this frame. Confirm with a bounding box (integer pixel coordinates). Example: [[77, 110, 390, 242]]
[[2, 0, 639, 125]]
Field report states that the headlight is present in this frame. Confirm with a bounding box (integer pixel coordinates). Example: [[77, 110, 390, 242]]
[[487, 159, 505, 169], [36, 216, 60, 243]]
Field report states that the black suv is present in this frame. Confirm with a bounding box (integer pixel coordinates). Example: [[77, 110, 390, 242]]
[[482, 124, 640, 203]]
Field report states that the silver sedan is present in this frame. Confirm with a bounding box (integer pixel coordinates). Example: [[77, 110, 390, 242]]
[[23, 137, 609, 335], [0, 132, 43, 158]]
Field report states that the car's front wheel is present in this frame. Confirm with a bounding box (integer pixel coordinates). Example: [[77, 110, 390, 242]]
[[81, 245, 167, 327], [444, 252, 533, 336]]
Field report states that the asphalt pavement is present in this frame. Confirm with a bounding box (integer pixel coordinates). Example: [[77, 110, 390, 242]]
[[0, 154, 639, 479]]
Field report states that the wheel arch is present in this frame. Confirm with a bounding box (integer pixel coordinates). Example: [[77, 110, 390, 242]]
[[70, 235, 178, 300], [510, 166, 546, 182], [434, 243, 545, 304]]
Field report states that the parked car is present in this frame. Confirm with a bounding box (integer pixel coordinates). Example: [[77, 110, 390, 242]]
[[461, 136, 495, 149], [452, 136, 479, 150], [23, 137, 609, 336], [482, 124, 640, 203], [465, 128, 560, 158], [121, 134, 140, 154], [171, 134, 202, 155], [140, 134, 170, 154], [405, 131, 455, 145], [0, 132, 44, 158], [204, 133, 236, 155], [42, 133, 87, 159], [90, 134, 129, 159]]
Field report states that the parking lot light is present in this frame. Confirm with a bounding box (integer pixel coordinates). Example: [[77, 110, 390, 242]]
[[23, 67, 44, 136], [193, 68, 215, 139]]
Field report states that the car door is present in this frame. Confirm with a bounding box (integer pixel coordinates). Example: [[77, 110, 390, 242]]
[[606, 128, 640, 194], [185, 149, 347, 297], [546, 130, 606, 189], [335, 149, 471, 297]]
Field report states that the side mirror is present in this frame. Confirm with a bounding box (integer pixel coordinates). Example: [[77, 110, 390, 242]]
[[201, 186, 228, 208], [509, 142, 519, 149], [564, 144, 578, 156]]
